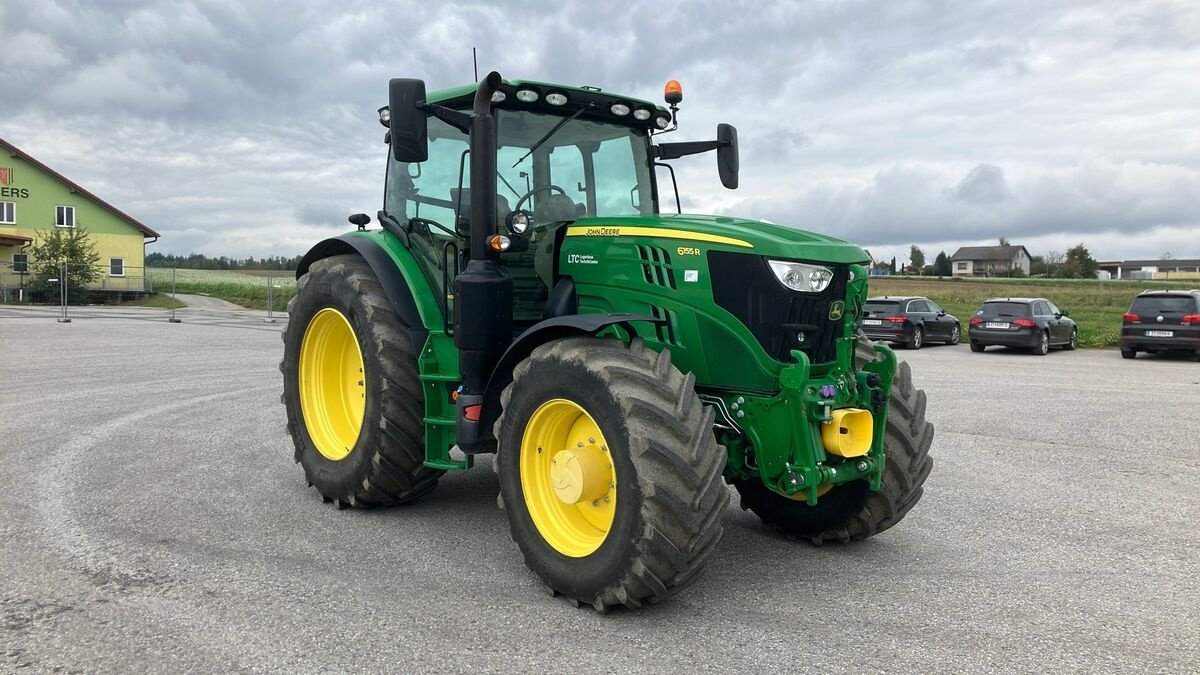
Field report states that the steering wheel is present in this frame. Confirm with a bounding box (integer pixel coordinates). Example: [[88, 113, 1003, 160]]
[[512, 184, 569, 214]]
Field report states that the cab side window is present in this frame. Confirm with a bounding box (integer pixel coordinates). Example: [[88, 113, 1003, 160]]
[[384, 117, 470, 294]]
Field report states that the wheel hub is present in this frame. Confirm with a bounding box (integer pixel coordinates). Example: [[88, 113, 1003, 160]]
[[549, 447, 613, 505]]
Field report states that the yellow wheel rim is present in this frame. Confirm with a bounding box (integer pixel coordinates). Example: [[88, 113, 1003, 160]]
[[299, 308, 366, 461], [520, 399, 616, 557]]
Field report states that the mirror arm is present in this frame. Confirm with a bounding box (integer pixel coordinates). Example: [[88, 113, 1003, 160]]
[[425, 104, 472, 134], [654, 139, 722, 161]]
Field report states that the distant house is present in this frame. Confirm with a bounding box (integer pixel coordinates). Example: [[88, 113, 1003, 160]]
[[1097, 258, 1200, 281], [1, 137, 159, 297], [950, 245, 1031, 277]]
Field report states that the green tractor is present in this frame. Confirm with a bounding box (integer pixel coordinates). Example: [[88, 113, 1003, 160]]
[[282, 71, 933, 610]]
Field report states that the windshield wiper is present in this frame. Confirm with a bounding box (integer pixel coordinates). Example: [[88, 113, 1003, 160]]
[[511, 103, 594, 168]]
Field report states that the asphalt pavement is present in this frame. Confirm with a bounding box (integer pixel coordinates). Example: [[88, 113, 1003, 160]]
[[1, 313, 1198, 673]]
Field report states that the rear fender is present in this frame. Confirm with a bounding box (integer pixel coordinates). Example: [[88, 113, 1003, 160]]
[[297, 234, 434, 349]]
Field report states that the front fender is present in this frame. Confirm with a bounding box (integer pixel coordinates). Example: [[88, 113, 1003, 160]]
[[476, 313, 664, 446]]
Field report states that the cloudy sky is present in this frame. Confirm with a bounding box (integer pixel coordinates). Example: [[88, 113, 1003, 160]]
[[2, 0, 1198, 265]]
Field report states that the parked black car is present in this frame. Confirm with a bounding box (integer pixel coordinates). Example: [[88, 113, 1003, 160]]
[[862, 296, 961, 349], [968, 297, 1077, 355], [1120, 289, 1200, 360]]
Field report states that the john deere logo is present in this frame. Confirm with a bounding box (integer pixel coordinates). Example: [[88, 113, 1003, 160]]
[[828, 300, 845, 321]]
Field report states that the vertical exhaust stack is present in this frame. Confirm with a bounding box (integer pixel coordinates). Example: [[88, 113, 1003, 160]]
[[454, 70, 511, 453]]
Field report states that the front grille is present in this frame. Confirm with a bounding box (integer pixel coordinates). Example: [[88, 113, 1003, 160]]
[[708, 252, 848, 364]]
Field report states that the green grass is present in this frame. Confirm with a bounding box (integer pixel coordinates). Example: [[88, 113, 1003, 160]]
[[866, 277, 1196, 348], [146, 268, 296, 311], [121, 292, 187, 309]]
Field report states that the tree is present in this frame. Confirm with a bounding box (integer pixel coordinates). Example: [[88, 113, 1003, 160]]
[[889, 256, 897, 273], [1043, 250, 1066, 277], [999, 236, 1010, 246], [933, 251, 952, 276], [1060, 243, 1098, 279], [909, 245, 926, 275], [28, 226, 101, 302]]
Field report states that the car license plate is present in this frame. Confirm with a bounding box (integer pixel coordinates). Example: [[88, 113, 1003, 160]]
[[863, 319, 881, 326], [1145, 330, 1174, 337], [985, 322, 1010, 329]]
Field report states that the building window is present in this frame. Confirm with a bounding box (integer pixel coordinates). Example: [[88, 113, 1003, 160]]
[[13, 253, 28, 273], [956, 261, 968, 270], [0, 201, 13, 224], [56, 205, 75, 228], [109, 257, 125, 277]]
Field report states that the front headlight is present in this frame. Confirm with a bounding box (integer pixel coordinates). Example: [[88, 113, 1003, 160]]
[[767, 260, 834, 293]]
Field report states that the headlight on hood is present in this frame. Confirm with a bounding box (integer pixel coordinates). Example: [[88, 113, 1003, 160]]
[[767, 260, 834, 293]]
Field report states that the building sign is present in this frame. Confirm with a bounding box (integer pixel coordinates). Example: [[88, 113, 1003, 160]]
[[0, 167, 30, 199]]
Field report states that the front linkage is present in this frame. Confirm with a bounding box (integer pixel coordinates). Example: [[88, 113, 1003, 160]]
[[717, 263, 898, 504]]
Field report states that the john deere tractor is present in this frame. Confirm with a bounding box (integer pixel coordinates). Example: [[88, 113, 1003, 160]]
[[282, 72, 933, 610]]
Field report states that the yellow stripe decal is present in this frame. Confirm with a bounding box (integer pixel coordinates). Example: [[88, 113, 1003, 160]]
[[565, 226, 753, 249]]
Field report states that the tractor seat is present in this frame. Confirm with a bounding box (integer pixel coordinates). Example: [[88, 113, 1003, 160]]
[[536, 194, 582, 223], [450, 188, 511, 226]]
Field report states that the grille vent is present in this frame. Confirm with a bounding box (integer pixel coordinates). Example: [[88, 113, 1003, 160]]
[[636, 245, 676, 289]]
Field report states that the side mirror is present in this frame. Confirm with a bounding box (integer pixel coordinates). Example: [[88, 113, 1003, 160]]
[[1061, 309, 1070, 317], [717, 123, 739, 189], [388, 78, 428, 162]]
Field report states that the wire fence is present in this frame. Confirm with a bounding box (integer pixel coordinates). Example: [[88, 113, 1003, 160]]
[[0, 262, 297, 327]]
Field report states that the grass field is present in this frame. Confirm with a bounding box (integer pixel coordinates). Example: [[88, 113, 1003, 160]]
[[146, 268, 296, 311], [867, 276, 1195, 348], [143, 267, 1190, 348]]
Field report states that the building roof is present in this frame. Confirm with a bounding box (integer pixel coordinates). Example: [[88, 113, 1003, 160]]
[[951, 245, 1030, 261], [1118, 258, 1200, 267], [0, 137, 161, 238], [0, 233, 33, 245]]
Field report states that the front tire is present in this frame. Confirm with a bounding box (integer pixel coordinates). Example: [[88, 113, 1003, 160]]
[[948, 324, 961, 345], [281, 255, 442, 508], [734, 338, 934, 544], [494, 337, 727, 610], [1064, 328, 1078, 350]]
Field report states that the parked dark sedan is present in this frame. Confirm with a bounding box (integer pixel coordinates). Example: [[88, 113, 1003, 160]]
[[861, 296, 961, 349], [968, 297, 1077, 355], [1120, 290, 1200, 360]]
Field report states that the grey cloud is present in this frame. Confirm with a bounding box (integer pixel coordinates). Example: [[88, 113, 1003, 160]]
[[0, 0, 1197, 260], [948, 164, 1012, 204]]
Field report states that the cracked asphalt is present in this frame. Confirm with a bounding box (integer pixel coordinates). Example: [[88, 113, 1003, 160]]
[[1, 309, 1198, 673]]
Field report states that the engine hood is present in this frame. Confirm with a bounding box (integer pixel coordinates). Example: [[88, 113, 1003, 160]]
[[566, 213, 870, 264]]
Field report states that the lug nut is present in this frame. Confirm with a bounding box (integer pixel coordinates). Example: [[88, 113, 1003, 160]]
[[857, 461, 868, 471]]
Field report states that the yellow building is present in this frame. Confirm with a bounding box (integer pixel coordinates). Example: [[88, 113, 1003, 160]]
[[1, 137, 159, 297]]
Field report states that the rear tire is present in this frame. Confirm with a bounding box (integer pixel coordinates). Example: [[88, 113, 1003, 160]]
[[1031, 331, 1049, 356], [281, 255, 442, 508], [1121, 348, 1137, 360], [970, 342, 985, 353], [908, 325, 924, 350], [734, 338, 934, 544], [494, 337, 727, 610]]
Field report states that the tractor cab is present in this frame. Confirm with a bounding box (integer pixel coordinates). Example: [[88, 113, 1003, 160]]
[[381, 78, 732, 326]]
